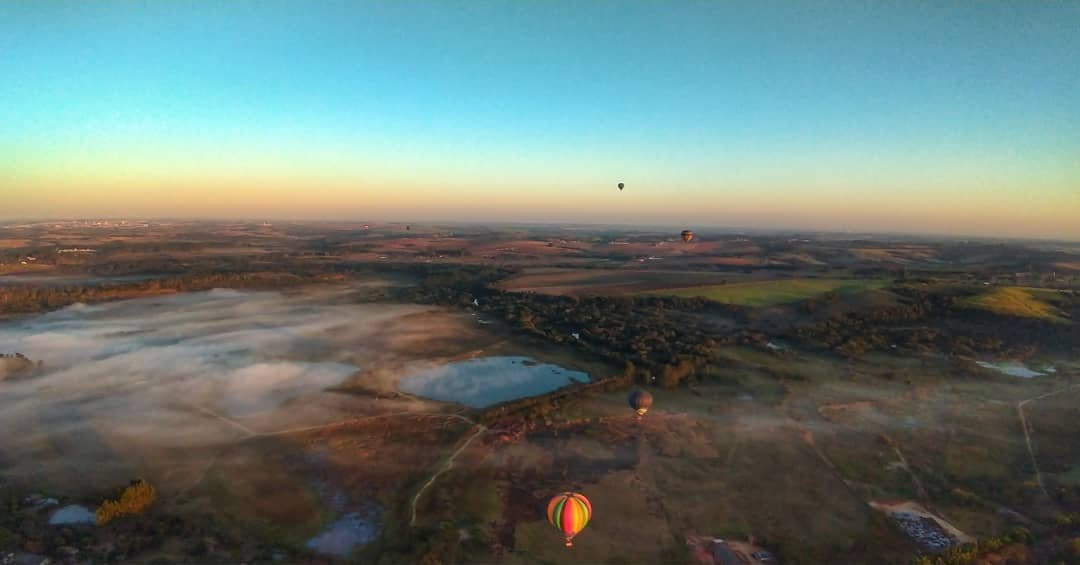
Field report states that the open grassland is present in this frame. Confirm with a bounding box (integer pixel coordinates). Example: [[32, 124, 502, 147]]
[[496, 267, 740, 296], [962, 286, 1068, 322], [647, 278, 888, 307]]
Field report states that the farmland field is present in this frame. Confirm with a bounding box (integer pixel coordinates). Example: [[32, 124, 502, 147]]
[[496, 267, 741, 296], [646, 278, 889, 307]]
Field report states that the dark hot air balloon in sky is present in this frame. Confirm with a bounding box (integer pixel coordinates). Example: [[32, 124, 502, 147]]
[[628, 388, 653, 417], [681, 230, 694, 243], [547, 492, 592, 547], [617, 182, 624, 191]]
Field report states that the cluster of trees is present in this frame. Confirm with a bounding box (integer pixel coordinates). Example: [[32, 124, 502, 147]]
[[795, 317, 978, 359], [796, 284, 1075, 358]]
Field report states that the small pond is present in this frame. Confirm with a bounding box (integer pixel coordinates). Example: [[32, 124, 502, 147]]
[[49, 505, 95, 525], [398, 356, 589, 408], [306, 509, 380, 557], [976, 361, 1053, 379]]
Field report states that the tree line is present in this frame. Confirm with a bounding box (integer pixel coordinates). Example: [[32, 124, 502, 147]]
[[0, 272, 314, 315]]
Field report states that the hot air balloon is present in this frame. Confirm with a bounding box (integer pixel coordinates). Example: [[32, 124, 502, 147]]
[[617, 182, 624, 191], [680, 230, 694, 243], [628, 388, 653, 417], [547, 492, 592, 547]]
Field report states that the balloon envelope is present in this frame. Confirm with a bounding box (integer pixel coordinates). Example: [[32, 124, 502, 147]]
[[547, 492, 592, 547], [628, 388, 654, 416], [680, 230, 694, 243], [617, 182, 624, 190]]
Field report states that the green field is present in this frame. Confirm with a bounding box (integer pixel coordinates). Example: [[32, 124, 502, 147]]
[[647, 278, 888, 307], [1055, 466, 1080, 486], [962, 286, 1067, 322]]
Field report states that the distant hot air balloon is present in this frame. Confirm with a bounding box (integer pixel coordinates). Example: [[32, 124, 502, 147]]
[[680, 230, 694, 243], [628, 388, 653, 417], [405, 225, 411, 231], [617, 182, 624, 191], [547, 492, 592, 548]]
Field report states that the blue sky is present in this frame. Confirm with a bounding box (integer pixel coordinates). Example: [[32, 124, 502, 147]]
[[2, 1, 1078, 237]]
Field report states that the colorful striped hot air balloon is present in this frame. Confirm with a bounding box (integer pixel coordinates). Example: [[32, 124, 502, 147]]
[[546, 492, 592, 547]]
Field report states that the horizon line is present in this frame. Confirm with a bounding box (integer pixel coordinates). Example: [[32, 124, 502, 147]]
[[3, 216, 1078, 244]]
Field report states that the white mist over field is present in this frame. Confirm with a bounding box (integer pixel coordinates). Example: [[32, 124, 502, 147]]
[[0, 288, 456, 493]]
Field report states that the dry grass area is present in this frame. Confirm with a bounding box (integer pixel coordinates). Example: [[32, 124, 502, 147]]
[[692, 256, 760, 266], [852, 246, 938, 263], [0, 239, 31, 249], [199, 413, 470, 546]]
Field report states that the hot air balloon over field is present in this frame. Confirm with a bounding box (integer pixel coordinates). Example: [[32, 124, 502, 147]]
[[628, 388, 653, 417], [617, 182, 624, 191], [547, 492, 592, 547], [680, 230, 694, 243]]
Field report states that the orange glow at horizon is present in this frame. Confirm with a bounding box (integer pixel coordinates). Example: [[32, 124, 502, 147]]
[[5, 171, 1078, 240]]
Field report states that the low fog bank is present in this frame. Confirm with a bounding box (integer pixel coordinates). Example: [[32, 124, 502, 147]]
[[0, 287, 463, 493]]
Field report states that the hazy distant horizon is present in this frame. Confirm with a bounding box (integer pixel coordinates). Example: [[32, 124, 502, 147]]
[[3, 2, 1078, 239], [5, 214, 1079, 243]]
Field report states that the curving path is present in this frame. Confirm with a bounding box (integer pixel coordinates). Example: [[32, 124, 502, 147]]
[[409, 422, 488, 527], [1017, 383, 1080, 500]]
